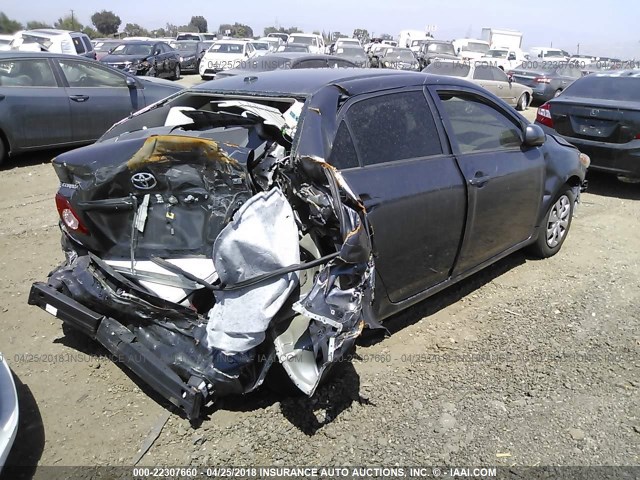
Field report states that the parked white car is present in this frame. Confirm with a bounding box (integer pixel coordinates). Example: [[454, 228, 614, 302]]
[[287, 33, 325, 54], [258, 37, 281, 51], [249, 41, 271, 57], [0, 353, 18, 473], [529, 47, 569, 60], [0, 35, 13, 52], [199, 40, 256, 79]]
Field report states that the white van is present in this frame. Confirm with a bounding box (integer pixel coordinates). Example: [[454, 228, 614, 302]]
[[452, 38, 490, 60], [12, 29, 96, 59], [287, 33, 325, 54]]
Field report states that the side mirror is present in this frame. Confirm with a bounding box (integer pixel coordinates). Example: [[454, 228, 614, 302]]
[[508, 73, 513, 83], [154, 50, 161, 56], [524, 124, 546, 147], [126, 76, 137, 88]]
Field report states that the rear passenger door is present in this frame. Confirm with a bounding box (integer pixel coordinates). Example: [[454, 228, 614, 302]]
[[0, 57, 72, 149], [55, 58, 137, 142], [491, 66, 516, 105], [335, 89, 467, 303], [472, 64, 498, 96]]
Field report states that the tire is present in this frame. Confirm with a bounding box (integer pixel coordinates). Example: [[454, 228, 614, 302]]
[[172, 64, 181, 80], [553, 89, 563, 98], [516, 93, 529, 111], [529, 187, 575, 258], [147, 64, 158, 77]]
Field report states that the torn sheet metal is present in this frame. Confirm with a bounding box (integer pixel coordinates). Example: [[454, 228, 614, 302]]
[[206, 188, 300, 353]]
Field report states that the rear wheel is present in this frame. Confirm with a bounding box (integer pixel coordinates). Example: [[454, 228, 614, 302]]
[[529, 187, 575, 258], [172, 64, 181, 80], [516, 93, 529, 111]]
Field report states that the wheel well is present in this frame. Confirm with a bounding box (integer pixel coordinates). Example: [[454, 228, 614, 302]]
[[566, 175, 582, 188], [0, 128, 9, 157]]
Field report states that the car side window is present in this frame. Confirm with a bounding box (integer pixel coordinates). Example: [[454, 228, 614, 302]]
[[72, 36, 86, 54], [473, 65, 494, 81], [58, 59, 126, 88], [345, 91, 443, 166], [0, 59, 57, 87], [491, 67, 509, 82], [437, 92, 522, 154], [328, 121, 359, 169], [81, 36, 93, 52]]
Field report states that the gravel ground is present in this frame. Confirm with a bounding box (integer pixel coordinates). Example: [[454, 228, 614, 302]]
[[0, 99, 638, 475]]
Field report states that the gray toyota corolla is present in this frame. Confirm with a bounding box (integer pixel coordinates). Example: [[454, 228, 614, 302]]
[[29, 69, 589, 419]]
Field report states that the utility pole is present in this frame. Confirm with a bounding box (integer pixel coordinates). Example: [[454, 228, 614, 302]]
[[577, 43, 580, 55], [70, 9, 75, 30]]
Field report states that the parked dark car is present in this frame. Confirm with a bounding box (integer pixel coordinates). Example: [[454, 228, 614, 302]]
[[416, 40, 458, 69], [333, 45, 369, 67], [215, 53, 358, 79], [28, 69, 587, 419], [509, 64, 583, 103], [100, 41, 181, 79], [535, 71, 640, 179], [372, 47, 419, 70], [169, 40, 202, 73], [0, 52, 182, 164]]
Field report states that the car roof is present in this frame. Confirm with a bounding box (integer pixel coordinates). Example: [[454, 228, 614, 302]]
[[215, 39, 247, 44], [0, 51, 90, 61], [193, 68, 470, 96], [118, 40, 158, 45]]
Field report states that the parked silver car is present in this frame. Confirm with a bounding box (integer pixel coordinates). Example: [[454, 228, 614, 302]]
[[425, 60, 533, 110]]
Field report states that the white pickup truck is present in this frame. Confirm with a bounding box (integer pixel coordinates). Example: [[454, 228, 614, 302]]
[[478, 47, 527, 71]]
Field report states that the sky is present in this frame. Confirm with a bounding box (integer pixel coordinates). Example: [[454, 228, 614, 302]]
[[4, 0, 639, 58]]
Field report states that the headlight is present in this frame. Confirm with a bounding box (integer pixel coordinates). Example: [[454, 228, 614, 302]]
[[579, 153, 590, 168], [179, 56, 183, 62], [384, 61, 390, 67]]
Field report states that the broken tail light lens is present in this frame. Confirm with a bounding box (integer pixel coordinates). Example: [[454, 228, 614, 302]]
[[536, 102, 554, 128], [55, 193, 89, 235]]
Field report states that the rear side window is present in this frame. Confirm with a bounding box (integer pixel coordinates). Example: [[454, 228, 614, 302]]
[[72, 36, 86, 54], [0, 59, 57, 87], [328, 121, 359, 169], [345, 91, 443, 166], [491, 67, 509, 82], [473, 65, 494, 81], [82, 36, 93, 52]]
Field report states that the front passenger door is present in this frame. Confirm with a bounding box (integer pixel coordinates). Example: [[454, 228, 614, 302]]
[[433, 88, 545, 275], [56, 59, 138, 141]]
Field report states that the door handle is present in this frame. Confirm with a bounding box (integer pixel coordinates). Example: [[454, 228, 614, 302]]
[[69, 95, 89, 102], [469, 172, 490, 187]]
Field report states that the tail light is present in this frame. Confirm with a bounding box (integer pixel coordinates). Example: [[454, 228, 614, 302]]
[[535, 77, 551, 84], [536, 102, 554, 128], [635, 133, 640, 139], [55, 193, 89, 235]]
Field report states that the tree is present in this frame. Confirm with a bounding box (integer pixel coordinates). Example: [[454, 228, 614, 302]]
[[189, 16, 207, 33], [91, 10, 121, 36], [380, 33, 393, 41], [55, 15, 83, 31], [218, 22, 253, 38], [0, 12, 24, 33], [263, 25, 301, 36], [176, 24, 198, 33], [82, 26, 99, 39], [123, 23, 150, 37], [26, 20, 52, 29], [352, 28, 370, 44], [164, 23, 178, 37]]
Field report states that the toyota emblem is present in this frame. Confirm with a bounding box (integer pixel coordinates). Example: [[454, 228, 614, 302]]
[[131, 172, 157, 190]]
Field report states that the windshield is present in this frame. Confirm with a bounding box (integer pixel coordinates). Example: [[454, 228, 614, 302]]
[[384, 50, 416, 61], [209, 43, 244, 54], [251, 42, 269, 50], [411, 39, 428, 47], [280, 44, 308, 52], [426, 43, 455, 55], [110, 44, 154, 56], [170, 42, 198, 51], [425, 62, 470, 77], [337, 47, 366, 59], [543, 49, 564, 57], [463, 42, 490, 53], [486, 49, 508, 58], [176, 34, 201, 41], [288, 36, 317, 46], [564, 76, 640, 102]]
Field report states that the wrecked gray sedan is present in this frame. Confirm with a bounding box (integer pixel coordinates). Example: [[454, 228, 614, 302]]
[[29, 69, 588, 419]]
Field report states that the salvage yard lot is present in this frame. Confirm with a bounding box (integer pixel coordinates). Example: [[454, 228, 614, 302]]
[[0, 100, 639, 472]]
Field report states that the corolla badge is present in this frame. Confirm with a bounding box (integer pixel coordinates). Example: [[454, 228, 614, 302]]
[[131, 172, 157, 190]]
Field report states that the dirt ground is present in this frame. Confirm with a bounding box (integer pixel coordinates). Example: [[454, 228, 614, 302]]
[[0, 105, 638, 475]]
